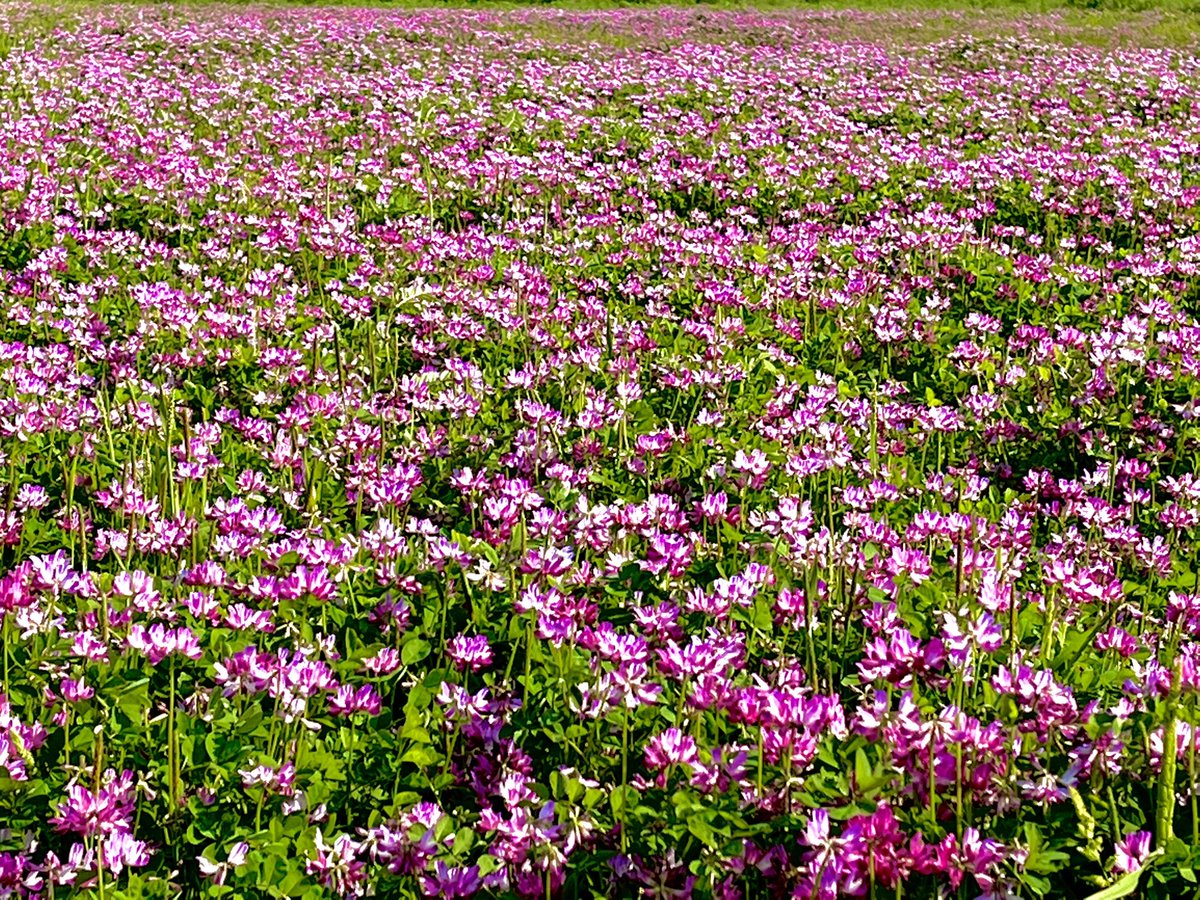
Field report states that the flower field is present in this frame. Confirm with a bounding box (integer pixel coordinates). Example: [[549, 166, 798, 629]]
[[3, 3, 1200, 897]]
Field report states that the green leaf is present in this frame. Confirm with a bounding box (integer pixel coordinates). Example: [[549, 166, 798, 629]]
[[686, 814, 717, 847], [719, 520, 744, 545], [1025, 849, 1071, 875], [1024, 822, 1043, 854], [854, 748, 872, 789], [401, 746, 439, 767], [237, 705, 265, 735], [476, 854, 502, 876], [115, 678, 150, 724], [611, 785, 639, 819], [402, 639, 431, 666], [400, 723, 431, 744], [1081, 864, 1153, 900], [452, 826, 474, 856], [853, 747, 887, 795]]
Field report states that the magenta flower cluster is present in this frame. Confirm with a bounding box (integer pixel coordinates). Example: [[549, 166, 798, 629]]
[[0, 4, 1197, 899]]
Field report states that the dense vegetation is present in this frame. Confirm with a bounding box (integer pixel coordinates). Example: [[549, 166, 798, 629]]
[[0, 4, 1199, 898]]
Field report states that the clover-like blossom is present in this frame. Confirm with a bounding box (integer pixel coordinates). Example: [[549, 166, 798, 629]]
[[1113, 831, 1153, 874], [446, 634, 494, 672]]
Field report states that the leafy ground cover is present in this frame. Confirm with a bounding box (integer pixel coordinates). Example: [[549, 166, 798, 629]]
[[2, 3, 1200, 898]]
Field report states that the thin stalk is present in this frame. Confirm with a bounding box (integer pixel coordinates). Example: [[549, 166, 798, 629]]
[[620, 705, 630, 854], [168, 654, 180, 807], [1190, 701, 1197, 847], [1158, 658, 1183, 848]]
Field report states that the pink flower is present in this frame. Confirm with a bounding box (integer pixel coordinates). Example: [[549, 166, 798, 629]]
[[50, 770, 138, 837], [306, 830, 367, 898], [328, 684, 382, 717], [1113, 831, 1153, 874], [644, 728, 700, 772], [198, 841, 249, 886], [446, 634, 494, 672]]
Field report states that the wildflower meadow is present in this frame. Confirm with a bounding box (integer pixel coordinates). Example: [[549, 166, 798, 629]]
[[1, 4, 1199, 898]]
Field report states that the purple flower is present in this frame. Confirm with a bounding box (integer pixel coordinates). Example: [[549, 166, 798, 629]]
[[420, 862, 481, 898], [446, 634, 494, 672], [1113, 831, 1153, 874]]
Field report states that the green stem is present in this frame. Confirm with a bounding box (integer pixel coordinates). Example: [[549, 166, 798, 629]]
[[1192, 699, 1198, 847], [620, 705, 629, 854], [168, 654, 179, 807], [1158, 658, 1183, 848], [756, 726, 764, 800]]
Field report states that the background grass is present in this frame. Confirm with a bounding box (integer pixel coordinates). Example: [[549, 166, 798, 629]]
[[39, 0, 1200, 51]]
